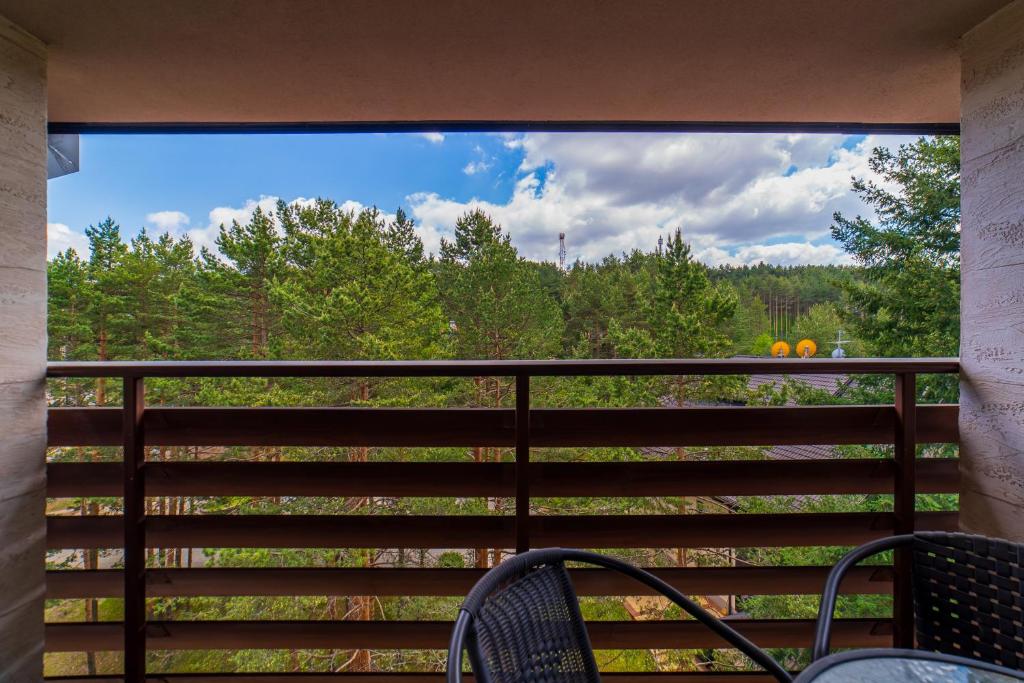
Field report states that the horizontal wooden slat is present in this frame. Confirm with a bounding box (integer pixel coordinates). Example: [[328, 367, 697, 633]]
[[47, 407, 515, 448], [46, 564, 892, 599], [47, 462, 511, 498], [42, 618, 892, 652], [42, 675, 789, 683], [536, 405, 957, 447], [530, 511, 958, 549], [45, 459, 959, 498], [46, 404, 958, 448], [531, 458, 960, 497], [45, 515, 511, 550], [46, 357, 960, 378], [45, 511, 957, 550], [42, 675, 796, 683]]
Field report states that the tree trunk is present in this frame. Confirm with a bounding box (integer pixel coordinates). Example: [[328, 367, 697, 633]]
[[473, 377, 488, 568], [82, 465, 98, 676], [675, 377, 689, 567]]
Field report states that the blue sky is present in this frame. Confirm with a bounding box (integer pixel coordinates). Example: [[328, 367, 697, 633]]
[[47, 131, 909, 265]]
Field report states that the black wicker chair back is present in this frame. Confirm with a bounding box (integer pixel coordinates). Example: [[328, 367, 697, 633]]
[[912, 532, 1024, 669], [813, 532, 1024, 670], [472, 561, 600, 683], [447, 548, 792, 683]]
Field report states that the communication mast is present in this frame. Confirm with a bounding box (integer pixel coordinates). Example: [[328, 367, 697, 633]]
[[559, 232, 566, 270], [831, 330, 848, 358]]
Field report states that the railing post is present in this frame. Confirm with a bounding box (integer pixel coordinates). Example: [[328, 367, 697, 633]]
[[122, 376, 146, 681], [893, 372, 916, 649], [515, 373, 530, 553]]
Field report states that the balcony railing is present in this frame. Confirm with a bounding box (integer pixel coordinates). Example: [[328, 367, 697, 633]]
[[43, 357, 961, 681]]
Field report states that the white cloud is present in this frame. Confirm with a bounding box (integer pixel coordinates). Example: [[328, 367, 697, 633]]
[[47, 222, 89, 259], [206, 196, 284, 233], [462, 145, 494, 175], [418, 132, 445, 144], [188, 196, 394, 256], [49, 133, 906, 268], [410, 132, 905, 264], [695, 242, 855, 267], [145, 210, 190, 233], [186, 195, 296, 254], [462, 160, 492, 175]]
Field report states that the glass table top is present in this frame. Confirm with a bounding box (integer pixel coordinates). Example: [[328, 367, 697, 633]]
[[797, 650, 1024, 682]]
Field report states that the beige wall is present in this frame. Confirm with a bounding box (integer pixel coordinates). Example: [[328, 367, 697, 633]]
[[959, 0, 1024, 541], [0, 0, 1011, 126], [0, 13, 46, 680]]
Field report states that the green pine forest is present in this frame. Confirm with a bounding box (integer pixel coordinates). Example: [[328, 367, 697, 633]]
[[45, 137, 961, 676]]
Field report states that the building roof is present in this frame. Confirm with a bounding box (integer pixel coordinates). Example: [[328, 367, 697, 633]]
[[747, 372, 852, 397], [0, 0, 1010, 127]]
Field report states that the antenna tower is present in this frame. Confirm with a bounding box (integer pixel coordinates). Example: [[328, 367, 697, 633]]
[[831, 330, 849, 358], [559, 232, 566, 270]]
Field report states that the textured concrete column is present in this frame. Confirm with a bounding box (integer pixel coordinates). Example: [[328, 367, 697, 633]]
[[0, 13, 46, 680], [959, 0, 1024, 541]]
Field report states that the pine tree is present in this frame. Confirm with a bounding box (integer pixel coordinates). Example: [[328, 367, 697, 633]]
[[385, 207, 425, 266], [212, 205, 282, 357], [83, 217, 131, 404], [648, 228, 737, 363], [438, 209, 563, 362], [48, 249, 93, 365], [118, 230, 196, 360], [437, 209, 564, 567], [275, 202, 446, 363], [832, 135, 960, 401]]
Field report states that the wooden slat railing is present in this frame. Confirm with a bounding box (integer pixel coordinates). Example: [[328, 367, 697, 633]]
[[46, 565, 896, 599], [40, 676, 805, 683], [46, 511, 959, 550], [44, 617, 893, 652], [43, 358, 960, 681], [45, 458, 960, 498], [47, 404, 958, 447], [41, 676, 800, 683]]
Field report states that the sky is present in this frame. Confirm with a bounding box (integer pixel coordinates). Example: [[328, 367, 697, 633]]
[[46, 131, 910, 266]]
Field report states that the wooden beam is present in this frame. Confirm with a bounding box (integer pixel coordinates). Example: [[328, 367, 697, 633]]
[[43, 675, 789, 683], [46, 404, 958, 448], [533, 405, 957, 447], [515, 373, 530, 552], [41, 675, 794, 683], [44, 459, 961, 499], [46, 358, 960, 378], [45, 511, 958, 550], [530, 512, 957, 549], [892, 373, 917, 648], [45, 565, 893, 599], [47, 407, 515, 448], [121, 376, 147, 682], [42, 674, 789, 683], [43, 618, 892, 652]]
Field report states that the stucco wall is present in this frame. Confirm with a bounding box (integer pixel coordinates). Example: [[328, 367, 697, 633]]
[[0, 0, 1011, 126], [0, 13, 46, 680], [959, 0, 1024, 540]]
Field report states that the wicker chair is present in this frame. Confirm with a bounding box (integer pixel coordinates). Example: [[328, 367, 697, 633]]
[[813, 531, 1024, 669], [446, 548, 792, 683]]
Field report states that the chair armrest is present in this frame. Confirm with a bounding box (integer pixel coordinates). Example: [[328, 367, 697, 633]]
[[560, 549, 793, 682], [446, 609, 474, 683], [812, 534, 915, 661]]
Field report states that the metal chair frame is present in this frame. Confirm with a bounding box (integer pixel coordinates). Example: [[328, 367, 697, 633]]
[[813, 531, 1024, 669], [447, 548, 792, 683]]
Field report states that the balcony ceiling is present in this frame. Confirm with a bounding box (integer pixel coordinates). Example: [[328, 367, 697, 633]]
[[0, 0, 1011, 128]]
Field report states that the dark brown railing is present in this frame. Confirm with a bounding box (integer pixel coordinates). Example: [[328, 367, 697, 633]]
[[43, 358, 960, 682]]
